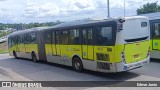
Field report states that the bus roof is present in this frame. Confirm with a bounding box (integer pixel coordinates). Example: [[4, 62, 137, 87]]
[[8, 27, 50, 37], [9, 19, 116, 37], [124, 16, 148, 20], [8, 16, 147, 37]]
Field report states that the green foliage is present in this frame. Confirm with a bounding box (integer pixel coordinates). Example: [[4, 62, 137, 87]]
[[0, 21, 62, 30], [137, 2, 160, 15], [0, 31, 13, 37], [0, 50, 8, 54]]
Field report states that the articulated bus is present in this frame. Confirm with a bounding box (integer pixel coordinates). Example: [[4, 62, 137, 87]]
[[8, 16, 150, 73]]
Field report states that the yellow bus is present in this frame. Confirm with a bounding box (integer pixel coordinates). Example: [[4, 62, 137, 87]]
[[8, 16, 150, 73]]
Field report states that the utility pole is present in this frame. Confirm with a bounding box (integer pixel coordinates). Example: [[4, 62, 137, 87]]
[[107, 0, 110, 18], [124, 0, 126, 17]]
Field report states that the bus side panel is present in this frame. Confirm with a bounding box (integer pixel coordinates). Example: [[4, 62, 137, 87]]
[[29, 44, 38, 54], [87, 45, 94, 60], [60, 45, 82, 64], [45, 44, 52, 55], [94, 46, 115, 63], [82, 45, 87, 59], [114, 44, 125, 63], [51, 44, 57, 55], [56, 45, 61, 56]]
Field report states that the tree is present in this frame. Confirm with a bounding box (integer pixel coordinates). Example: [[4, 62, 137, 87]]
[[137, 2, 160, 15]]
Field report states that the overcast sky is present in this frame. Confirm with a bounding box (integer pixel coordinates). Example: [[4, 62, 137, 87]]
[[0, 0, 159, 23]]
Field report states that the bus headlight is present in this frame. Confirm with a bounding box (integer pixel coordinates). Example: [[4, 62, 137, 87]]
[[121, 51, 126, 64]]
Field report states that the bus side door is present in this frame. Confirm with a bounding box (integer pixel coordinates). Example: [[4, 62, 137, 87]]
[[55, 31, 61, 56], [45, 31, 52, 56], [51, 31, 57, 55], [24, 34, 30, 53], [82, 28, 94, 60]]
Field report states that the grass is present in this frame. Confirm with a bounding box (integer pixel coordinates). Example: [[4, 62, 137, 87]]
[[0, 50, 8, 54], [0, 42, 8, 54]]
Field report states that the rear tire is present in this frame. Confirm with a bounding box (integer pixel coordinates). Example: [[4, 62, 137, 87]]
[[32, 52, 37, 63], [72, 57, 83, 72], [13, 51, 18, 59]]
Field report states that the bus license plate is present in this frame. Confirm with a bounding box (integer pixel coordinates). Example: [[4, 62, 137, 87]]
[[134, 54, 139, 59]]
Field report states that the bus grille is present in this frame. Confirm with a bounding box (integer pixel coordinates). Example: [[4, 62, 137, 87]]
[[97, 62, 110, 70], [96, 53, 109, 61]]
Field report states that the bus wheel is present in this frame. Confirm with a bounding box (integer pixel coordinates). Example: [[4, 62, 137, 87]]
[[72, 57, 83, 72], [32, 52, 37, 63], [13, 51, 18, 59]]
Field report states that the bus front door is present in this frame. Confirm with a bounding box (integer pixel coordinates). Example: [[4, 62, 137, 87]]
[[82, 29, 94, 60], [152, 23, 160, 50]]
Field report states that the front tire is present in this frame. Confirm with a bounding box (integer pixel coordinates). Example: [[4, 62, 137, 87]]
[[72, 57, 83, 72]]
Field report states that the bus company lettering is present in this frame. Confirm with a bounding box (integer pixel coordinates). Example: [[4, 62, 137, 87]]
[[12, 82, 42, 87]]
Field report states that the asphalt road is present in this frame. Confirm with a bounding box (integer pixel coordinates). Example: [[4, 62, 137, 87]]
[[0, 54, 160, 90]]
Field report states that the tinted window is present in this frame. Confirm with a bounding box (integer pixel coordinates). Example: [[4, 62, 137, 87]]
[[82, 29, 87, 44], [24, 34, 28, 44], [95, 27, 112, 45], [9, 37, 16, 48], [141, 22, 147, 27], [88, 29, 93, 44], [26, 34, 31, 44], [18, 35, 23, 44], [45, 32, 51, 44], [61, 30, 68, 44], [52, 31, 55, 44], [69, 29, 80, 44], [55, 31, 60, 44], [82, 28, 93, 45], [30, 33, 36, 43], [153, 23, 160, 39]]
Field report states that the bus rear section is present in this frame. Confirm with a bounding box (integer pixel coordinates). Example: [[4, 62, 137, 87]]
[[115, 16, 150, 72]]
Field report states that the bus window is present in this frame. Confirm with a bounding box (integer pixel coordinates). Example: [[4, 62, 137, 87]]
[[45, 32, 51, 44], [95, 27, 112, 45], [30, 33, 36, 43], [153, 23, 160, 39], [9, 37, 16, 48], [61, 30, 68, 44], [55, 31, 60, 44], [18, 35, 22, 44], [52, 31, 55, 44], [141, 22, 147, 27], [26, 34, 31, 44], [88, 29, 93, 45], [69, 29, 80, 44], [24, 35, 28, 44], [82, 30, 87, 44]]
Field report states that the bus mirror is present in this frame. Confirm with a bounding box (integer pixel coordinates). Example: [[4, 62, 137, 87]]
[[119, 19, 125, 23]]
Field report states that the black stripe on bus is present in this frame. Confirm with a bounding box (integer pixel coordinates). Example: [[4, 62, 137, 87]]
[[125, 36, 149, 42]]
